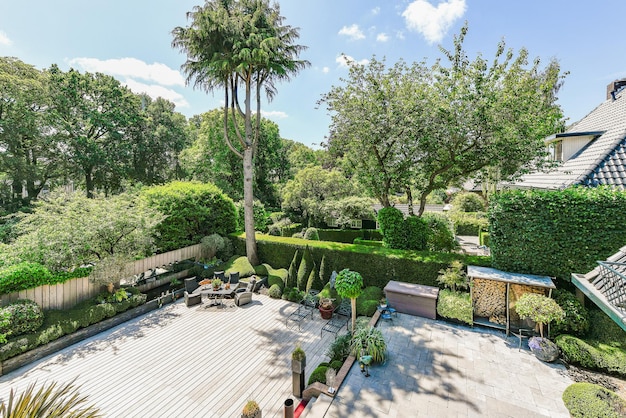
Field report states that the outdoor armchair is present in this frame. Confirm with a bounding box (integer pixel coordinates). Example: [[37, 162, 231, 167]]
[[184, 277, 202, 307], [234, 279, 256, 306]]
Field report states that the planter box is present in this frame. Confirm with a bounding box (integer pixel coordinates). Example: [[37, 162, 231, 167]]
[[383, 281, 439, 319]]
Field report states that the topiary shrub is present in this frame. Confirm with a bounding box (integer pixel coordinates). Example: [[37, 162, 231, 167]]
[[223, 255, 256, 278], [403, 216, 429, 251], [141, 181, 237, 252], [296, 248, 313, 291], [514, 293, 565, 338], [562, 382, 626, 418], [451, 192, 486, 212], [377, 207, 405, 249], [556, 334, 626, 377], [268, 284, 282, 299], [0, 299, 44, 337], [304, 227, 320, 240], [551, 289, 589, 337], [307, 365, 328, 385], [286, 249, 301, 289]]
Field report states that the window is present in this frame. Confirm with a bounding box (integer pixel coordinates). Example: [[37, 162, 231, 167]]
[[350, 219, 362, 229], [327, 218, 339, 228], [548, 140, 563, 162]]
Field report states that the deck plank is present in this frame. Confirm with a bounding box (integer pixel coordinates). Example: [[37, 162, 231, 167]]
[[0, 295, 339, 418]]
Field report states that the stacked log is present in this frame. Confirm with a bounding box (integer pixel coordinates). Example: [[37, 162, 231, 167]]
[[472, 278, 506, 319]]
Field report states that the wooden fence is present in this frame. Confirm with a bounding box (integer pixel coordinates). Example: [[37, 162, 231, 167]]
[[0, 243, 205, 310]]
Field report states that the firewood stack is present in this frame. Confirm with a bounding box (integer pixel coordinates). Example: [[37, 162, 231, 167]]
[[472, 278, 506, 320]]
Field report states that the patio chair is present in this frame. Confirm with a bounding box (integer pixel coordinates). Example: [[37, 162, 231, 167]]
[[234, 279, 256, 306], [184, 277, 202, 307], [214, 271, 225, 280], [321, 299, 351, 338], [228, 271, 240, 287], [286, 290, 319, 331]]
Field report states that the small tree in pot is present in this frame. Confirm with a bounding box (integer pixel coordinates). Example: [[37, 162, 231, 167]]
[[515, 293, 565, 362], [335, 269, 363, 334]]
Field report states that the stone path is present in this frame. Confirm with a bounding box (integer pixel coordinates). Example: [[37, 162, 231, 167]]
[[323, 314, 572, 417]]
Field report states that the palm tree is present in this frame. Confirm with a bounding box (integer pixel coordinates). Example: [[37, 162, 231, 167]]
[[172, 0, 309, 265]]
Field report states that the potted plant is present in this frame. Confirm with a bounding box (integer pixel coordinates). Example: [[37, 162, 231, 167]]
[[515, 293, 565, 362], [241, 400, 261, 418], [291, 345, 306, 374], [335, 269, 363, 334], [318, 297, 334, 320], [212, 278, 222, 290]]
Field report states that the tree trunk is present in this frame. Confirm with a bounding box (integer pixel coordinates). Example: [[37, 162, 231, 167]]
[[243, 146, 259, 265], [406, 187, 414, 216], [85, 169, 94, 198], [351, 298, 357, 335]]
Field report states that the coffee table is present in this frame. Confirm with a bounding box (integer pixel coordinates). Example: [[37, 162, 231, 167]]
[[196, 286, 236, 307]]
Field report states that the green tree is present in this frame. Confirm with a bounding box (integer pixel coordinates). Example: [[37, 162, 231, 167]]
[[0, 58, 64, 208], [9, 190, 163, 271], [47, 65, 142, 197], [172, 0, 309, 265], [334, 268, 363, 334]]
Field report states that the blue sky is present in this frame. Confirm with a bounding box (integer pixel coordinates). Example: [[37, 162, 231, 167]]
[[1, 0, 625, 149]]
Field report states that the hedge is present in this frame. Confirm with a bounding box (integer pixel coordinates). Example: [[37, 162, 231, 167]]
[[317, 229, 382, 243], [141, 181, 237, 252], [232, 234, 491, 289], [562, 382, 626, 418], [449, 211, 488, 236], [489, 187, 626, 281]]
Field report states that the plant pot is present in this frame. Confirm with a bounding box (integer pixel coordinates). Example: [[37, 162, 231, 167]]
[[319, 306, 333, 320], [291, 358, 306, 374]]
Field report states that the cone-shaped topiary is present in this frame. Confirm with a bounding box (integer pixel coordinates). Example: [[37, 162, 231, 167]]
[[286, 249, 301, 289]]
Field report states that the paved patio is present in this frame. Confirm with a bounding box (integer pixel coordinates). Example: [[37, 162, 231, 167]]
[[322, 313, 573, 418], [0, 295, 573, 417]]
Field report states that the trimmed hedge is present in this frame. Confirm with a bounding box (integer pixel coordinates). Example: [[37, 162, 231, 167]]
[[490, 187, 626, 281], [317, 229, 383, 244], [141, 181, 237, 252], [437, 290, 473, 325], [0, 299, 44, 337], [562, 382, 626, 418], [449, 211, 488, 236], [556, 334, 626, 378], [232, 234, 491, 289]]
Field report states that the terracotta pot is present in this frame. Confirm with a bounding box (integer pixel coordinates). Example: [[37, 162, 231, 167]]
[[319, 306, 333, 320]]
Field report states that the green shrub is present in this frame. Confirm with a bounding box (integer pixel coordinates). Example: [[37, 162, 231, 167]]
[[551, 289, 589, 337], [141, 181, 237, 252], [297, 248, 313, 290], [223, 255, 256, 278], [286, 249, 301, 289], [329, 360, 344, 371], [515, 293, 564, 338], [232, 233, 491, 290], [479, 231, 490, 247], [235, 199, 269, 233], [562, 382, 626, 418], [281, 287, 304, 303], [268, 284, 282, 299], [556, 335, 626, 377], [436, 290, 473, 325], [451, 192, 486, 212], [264, 264, 287, 290], [319, 282, 342, 307], [586, 309, 626, 346], [0, 262, 53, 294], [317, 229, 383, 244], [0, 299, 44, 336], [449, 211, 488, 236], [356, 286, 382, 316], [403, 216, 429, 251], [422, 212, 457, 252], [304, 227, 320, 240], [377, 207, 405, 249], [325, 333, 352, 363], [490, 187, 626, 281], [350, 326, 386, 363], [307, 365, 328, 385]]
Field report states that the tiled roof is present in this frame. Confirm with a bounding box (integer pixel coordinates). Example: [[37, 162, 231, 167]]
[[513, 88, 626, 190]]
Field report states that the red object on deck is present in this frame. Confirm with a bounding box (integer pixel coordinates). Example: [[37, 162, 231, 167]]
[[294, 399, 308, 418]]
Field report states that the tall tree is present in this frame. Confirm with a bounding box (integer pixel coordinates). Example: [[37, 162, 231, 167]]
[[172, 0, 309, 265], [47, 65, 141, 197], [0, 58, 63, 208]]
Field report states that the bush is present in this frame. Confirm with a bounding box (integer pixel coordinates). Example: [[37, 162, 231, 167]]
[[235, 199, 269, 233], [223, 255, 256, 278], [329, 360, 344, 371], [403, 216, 429, 251], [297, 248, 314, 291], [451, 192, 486, 212], [377, 207, 405, 249], [317, 229, 383, 244], [515, 293, 564, 337], [0, 262, 53, 294], [350, 326, 386, 363], [303, 227, 320, 240], [490, 187, 626, 281], [325, 333, 352, 363], [479, 231, 490, 247], [0, 299, 44, 337], [436, 290, 472, 325], [562, 382, 626, 418], [307, 365, 328, 385], [141, 181, 237, 252], [268, 284, 282, 299], [422, 212, 457, 252], [551, 289, 589, 337], [356, 286, 382, 316], [286, 249, 301, 289], [586, 309, 626, 346], [449, 211, 488, 236], [556, 335, 626, 378], [281, 287, 304, 303]]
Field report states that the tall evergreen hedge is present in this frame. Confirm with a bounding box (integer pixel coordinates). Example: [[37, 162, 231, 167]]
[[489, 187, 626, 281], [232, 234, 490, 289], [141, 181, 237, 252]]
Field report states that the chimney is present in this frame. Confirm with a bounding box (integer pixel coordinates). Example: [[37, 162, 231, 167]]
[[607, 79, 626, 100]]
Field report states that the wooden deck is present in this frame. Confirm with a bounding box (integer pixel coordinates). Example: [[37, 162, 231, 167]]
[[0, 295, 339, 417]]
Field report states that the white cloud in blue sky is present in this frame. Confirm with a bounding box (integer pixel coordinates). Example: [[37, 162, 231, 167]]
[[371, 7, 381, 16], [262, 110, 288, 119], [68, 57, 184, 86], [0, 31, 11, 46], [402, 0, 467, 44], [377, 33, 390, 43], [338, 24, 365, 41], [336, 54, 370, 68], [124, 78, 189, 109]]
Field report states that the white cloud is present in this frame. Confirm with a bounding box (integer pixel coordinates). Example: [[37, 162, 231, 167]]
[[338, 24, 365, 41], [262, 110, 288, 119], [377, 33, 389, 42], [0, 31, 12, 46], [322, 67, 330, 74], [68, 57, 185, 87], [336, 54, 369, 68], [396, 31, 406, 40], [123, 79, 189, 109], [402, 0, 466, 44], [371, 7, 380, 15]]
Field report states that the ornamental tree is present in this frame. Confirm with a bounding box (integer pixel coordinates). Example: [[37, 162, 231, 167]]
[[334, 268, 363, 334], [515, 293, 565, 338]]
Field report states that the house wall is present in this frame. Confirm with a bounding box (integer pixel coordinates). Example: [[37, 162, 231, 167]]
[[562, 136, 594, 161]]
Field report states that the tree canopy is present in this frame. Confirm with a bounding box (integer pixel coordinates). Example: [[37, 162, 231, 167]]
[[321, 24, 566, 215]]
